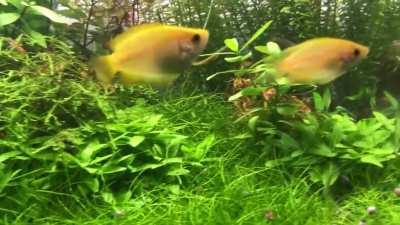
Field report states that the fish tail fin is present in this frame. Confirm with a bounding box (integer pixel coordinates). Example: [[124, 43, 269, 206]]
[[90, 55, 117, 86]]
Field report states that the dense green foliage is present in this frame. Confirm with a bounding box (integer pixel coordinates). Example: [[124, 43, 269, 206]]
[[0, 0, 400, 224]]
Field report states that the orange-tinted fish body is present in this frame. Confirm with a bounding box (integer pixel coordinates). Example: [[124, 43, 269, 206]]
[[91, 23, 209, 86], [276, 38, 369, 84]]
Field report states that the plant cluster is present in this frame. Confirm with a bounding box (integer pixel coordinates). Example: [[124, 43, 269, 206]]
[[208, 21, 400, 189], [0, 37, 231, 218]]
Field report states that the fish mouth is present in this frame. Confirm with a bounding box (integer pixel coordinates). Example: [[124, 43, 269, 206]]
[[195, 30, 209, 52], [201, 31, 210, 48], [360, 45, 370, 58]]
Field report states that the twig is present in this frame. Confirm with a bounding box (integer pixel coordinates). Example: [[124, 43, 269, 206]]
[[11, 6, 29, 37], [83, 0, 97, 48], [203, 0, 215, 29], [132, 0, 140, 25]]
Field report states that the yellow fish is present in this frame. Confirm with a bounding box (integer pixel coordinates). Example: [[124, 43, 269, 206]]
[[91, 23, 209, 86], [275, 38, 369, 84]]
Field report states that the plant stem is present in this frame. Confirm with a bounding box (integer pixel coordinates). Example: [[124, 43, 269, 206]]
[[83, 0, 97, 48]]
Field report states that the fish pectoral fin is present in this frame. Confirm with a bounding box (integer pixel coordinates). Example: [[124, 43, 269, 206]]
[[91, 55, 117, 86]]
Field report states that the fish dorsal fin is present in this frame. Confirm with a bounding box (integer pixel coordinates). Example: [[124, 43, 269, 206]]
[[109, 23, 163, 51], [284, 38, 337, 53]]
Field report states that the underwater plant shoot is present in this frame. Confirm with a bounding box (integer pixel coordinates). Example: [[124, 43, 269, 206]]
[[0, 1, 400, 224]]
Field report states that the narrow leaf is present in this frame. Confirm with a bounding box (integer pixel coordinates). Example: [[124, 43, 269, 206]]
[[167, 168, 190, 176], [228, 87, 267, 101], [254, 46, 268, 54], [240, 20, 273, 51]]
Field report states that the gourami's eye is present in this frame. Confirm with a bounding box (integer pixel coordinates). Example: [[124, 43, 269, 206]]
[[353, 48, 360, 56], [192, 34, 201, 43]]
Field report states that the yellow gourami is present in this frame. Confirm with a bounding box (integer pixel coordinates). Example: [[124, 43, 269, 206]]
[[276, 38, 369, 84], [91, 23, 209, 86]]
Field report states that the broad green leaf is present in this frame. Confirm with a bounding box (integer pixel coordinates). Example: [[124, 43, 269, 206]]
[[91, 154, 113, 165], [310, 162, 339, 187], [240, 51, 253, 61], [265, 156, 292, 168], [357, 119, 383, 136], [360, 156, 383, 167], [162, 157, 183, 164], [129, 136, 145, 147], [280, 6, 291, 13], [0, 169, 21, 192], [276, 77, 290, 85], [311, 144, 337, 157], [145, 114, 162, 129], [115, 190, 132, 203], [384, 91, 399, 109], [157, 133, 187, 146], [228, 87, 258, 102], [167, 168, 190, 176], [288, 84, 317, 95], [228, 92, 243, 102], [30, 5, 77, 25], [0, 0, 7, 5], [166, 185, 180, 195], [228, 87, 267, 101], [332, 114, 357, 132], [191, 134, 215, 160], [395, 116, 400, 147], [248, 116, 259, 131], [290, 150, 303, 157], [276, 104, 298, 116], [27, 29, 47, 47], [254, 46, 269, 54], [291, 156, 321, 166], [368, 146, 396, 157], [321, 162, 340, 187], [102, 192, 116, 205], [0, 13, 20, 27], [313, 92, 323, 112], [0, 151, 21, 163], [373, 111, 394, 131], [353, 130, 391, 148], [7, 0, 23, 9], [84, 177, 99, 193], [255, 42, 281, 56], [241, 20, 273, 51], [266, 42, 281, 55], [100, 165, 127, 174], [322, 88, 331, 110], [130, 163, 164, 172], [279, 133, 300, 149], [79, 140, 106, 163], [224, 38, 239, 52]]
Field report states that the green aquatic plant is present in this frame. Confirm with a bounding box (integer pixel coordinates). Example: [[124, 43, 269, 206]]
[[207, 21, 400, 191], [2, 1, 400, 224], [0, 0, 75, 46], [0, 36, 227, 218]]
